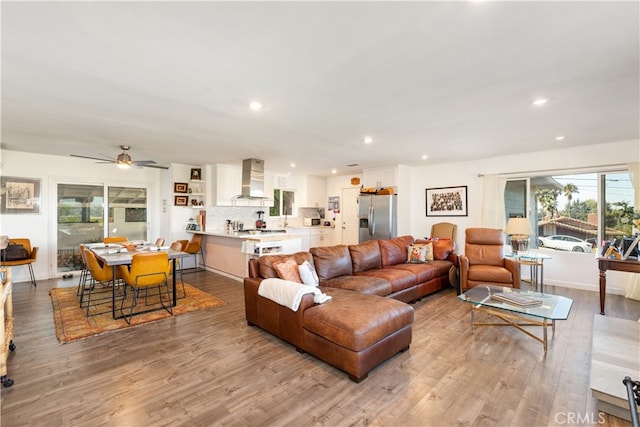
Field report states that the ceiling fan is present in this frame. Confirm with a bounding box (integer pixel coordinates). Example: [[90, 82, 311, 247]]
[[71, 145, 169, 170]]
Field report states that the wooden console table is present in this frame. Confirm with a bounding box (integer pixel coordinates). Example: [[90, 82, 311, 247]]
[[597, 258, 640, 315]]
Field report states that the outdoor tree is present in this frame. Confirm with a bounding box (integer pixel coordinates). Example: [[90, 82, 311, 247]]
[[535, 188, 560, 220], [563, 183, 579, 218]]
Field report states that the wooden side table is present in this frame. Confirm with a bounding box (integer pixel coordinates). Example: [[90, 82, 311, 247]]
[[597, 258, 640, 315]]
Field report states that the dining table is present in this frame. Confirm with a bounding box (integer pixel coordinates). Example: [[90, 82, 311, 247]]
[[86, 242, 189, 319]]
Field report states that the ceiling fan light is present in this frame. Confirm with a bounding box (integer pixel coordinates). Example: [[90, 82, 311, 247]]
[[117, 163, 131, 169], [116, 152, 132, 166]]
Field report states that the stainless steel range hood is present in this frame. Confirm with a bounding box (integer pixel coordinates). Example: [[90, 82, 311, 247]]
[[240, 158, 265, 198]]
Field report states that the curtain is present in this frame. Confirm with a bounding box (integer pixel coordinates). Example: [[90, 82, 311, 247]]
[[481, 174, 507, 229], [624, 161, 640, 301]]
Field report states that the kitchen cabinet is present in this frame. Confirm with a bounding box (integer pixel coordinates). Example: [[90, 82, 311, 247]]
[[310, 228, 333, 248], [363, 167, 397, 189], [211, 164, 273, 207], [305, 176, 326, 208], [290, 227, 334, 251]]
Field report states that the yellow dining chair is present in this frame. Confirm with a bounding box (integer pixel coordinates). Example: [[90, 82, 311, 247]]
[[169, 241, 186, 298], [81, 246, 122, 316], [183, 234, 205, 272], [118, 252, 172, 324], [104, 236, 127, 244], [1, 238, 38, 287]]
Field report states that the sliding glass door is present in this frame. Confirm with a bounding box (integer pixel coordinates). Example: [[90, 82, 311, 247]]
[[56, 183, 148, 274], [57, 184, 104, 272]]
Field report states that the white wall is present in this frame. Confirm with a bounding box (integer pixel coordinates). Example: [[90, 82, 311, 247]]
[[408, 139, 639, 295], [0, 150, 167, 283], [3, 139, 637, 293]]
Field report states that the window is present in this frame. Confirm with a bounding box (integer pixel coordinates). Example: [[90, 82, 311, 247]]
[[269, 189, 295, 217], [505, 170, 635, 254]]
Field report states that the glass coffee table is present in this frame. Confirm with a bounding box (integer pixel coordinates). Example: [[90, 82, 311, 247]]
[[458, 285, 573, 354]]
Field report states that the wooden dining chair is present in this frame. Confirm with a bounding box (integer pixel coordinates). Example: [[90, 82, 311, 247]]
[[154, 238, 166, 247], [118, 252, 172, 325]]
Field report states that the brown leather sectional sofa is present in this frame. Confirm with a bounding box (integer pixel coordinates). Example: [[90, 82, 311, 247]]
[[244, 235, 457, 382]]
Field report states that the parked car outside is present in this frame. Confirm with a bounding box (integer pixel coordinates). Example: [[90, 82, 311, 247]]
[[538, 235, 593, 252]]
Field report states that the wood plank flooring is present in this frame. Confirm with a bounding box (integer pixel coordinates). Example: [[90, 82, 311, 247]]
[[1, 271, 638, 426]]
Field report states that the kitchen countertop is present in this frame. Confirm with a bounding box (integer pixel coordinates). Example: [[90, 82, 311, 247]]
[[188, 230, 302, 240]]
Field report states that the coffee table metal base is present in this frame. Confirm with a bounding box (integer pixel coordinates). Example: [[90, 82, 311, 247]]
[[470, 305, 555, 354]]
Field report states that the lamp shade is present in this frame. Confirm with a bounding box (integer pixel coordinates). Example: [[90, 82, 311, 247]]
[[505, 218, 533, 236]]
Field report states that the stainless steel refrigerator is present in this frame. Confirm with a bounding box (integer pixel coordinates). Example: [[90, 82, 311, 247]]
[[358, 194, 397, 242]]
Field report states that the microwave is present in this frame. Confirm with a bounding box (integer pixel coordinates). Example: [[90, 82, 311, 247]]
[[304, 218, 321, 226]]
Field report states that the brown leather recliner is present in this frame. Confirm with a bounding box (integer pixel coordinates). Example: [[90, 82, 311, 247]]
[[459, 228, 520, 292]]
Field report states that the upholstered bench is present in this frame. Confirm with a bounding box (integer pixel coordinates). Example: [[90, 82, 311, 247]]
[[302, 288, 414, 382]]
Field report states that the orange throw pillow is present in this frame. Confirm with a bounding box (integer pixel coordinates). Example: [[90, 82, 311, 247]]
[[273, 259, 302, 283], [417, 238, 454, 260]]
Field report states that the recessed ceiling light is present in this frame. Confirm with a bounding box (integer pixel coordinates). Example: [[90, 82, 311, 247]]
[[249, 101, 263, 111], [555, 135, 566, 141], [290, 163, 296, 168], [421, 154, 428, 160], [532, 98, 549, 106], [363, 136, 373, 144], [331, 169, 337, 174]]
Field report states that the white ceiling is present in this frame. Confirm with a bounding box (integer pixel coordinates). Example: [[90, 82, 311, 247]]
[[2, 1, 638, 176]]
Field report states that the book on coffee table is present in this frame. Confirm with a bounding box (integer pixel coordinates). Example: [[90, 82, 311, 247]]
[[491, 292, 543, 307]]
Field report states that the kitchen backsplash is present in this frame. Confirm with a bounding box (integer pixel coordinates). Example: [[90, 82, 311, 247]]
[[203, 206, 327, 231], [298, 207, 325, 219]]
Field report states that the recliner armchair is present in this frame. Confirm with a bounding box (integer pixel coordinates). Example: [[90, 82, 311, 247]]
[[459, 228, 520, 292]]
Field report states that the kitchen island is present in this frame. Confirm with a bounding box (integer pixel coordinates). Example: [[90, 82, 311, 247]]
[[189, 230, 302, 279]]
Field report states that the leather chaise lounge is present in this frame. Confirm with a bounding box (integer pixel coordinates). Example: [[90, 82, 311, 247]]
[[244, 235, 457, 382]]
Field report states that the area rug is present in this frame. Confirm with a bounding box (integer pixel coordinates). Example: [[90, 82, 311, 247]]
[[49, 283, 226, 343]]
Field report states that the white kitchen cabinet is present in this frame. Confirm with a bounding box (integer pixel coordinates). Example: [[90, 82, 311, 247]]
[[363, 167, 397, 189], [305, 176, 326, 208], [210, 164, 241, 206], [287, 227, 334, 251], [310, 228, 333, 248]]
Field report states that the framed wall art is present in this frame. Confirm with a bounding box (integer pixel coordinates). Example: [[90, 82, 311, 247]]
[[1, 176, 41, 214], [426, 186, 468, 217], [174, 195, 188, 206], [174, 182, 188, 193], [190, 168, 202, 180]]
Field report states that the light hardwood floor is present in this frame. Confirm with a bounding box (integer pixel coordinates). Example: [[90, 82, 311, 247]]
[[1, 271, 638, 426]]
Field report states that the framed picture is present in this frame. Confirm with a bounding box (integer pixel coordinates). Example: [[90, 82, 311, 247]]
[[0, 176, 41, 214], [174, 195, 188, 206], [190, 168, 202, 181], [174, 182, 188, 193], [426, 186, 468, 217]]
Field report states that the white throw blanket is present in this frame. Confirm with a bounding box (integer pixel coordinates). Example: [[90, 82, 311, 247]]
[[258, 278, 331, 311]]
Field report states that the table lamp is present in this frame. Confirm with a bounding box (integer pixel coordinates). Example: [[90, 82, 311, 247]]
[[505, 218, 534, 254]]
